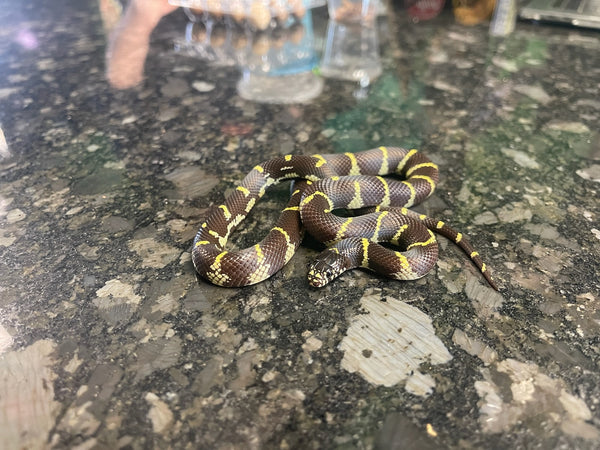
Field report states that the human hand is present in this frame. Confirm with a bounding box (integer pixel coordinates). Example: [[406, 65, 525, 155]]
[[106, 0, 179, 88], [129, 0, 179, 27]]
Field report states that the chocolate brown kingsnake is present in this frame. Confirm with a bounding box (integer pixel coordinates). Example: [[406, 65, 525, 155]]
[[192, 146, 498, 289]]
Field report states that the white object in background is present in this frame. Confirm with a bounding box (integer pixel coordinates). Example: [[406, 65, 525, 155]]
[[0, 127, 10, 160], [490, 0, 518, 36]]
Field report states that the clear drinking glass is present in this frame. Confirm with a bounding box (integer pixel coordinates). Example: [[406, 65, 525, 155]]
[[319, 19, 382, 86]]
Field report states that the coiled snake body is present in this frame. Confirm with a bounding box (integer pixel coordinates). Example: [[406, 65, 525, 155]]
[[192, 146, 497, 289]]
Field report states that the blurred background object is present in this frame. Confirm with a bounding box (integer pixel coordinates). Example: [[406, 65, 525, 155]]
[[452, 0, 495, 25], [170, 0, 325, 29], [176, 11, 323, 102], [518, 0, 600, 30], [404, 0, 446, 22], [489, 0, 517, 36]]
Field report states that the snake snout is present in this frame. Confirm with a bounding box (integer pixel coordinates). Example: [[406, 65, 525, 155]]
[[307, 273, 328, 288], [307, 249, 348, 287]]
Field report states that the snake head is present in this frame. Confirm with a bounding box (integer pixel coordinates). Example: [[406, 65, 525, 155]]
[[307, 249, 348, 287]]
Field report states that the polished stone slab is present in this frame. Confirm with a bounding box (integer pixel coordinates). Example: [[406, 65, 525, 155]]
[[0, 1, 599, 448]]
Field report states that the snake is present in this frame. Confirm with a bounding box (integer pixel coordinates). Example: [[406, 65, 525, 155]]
[[192, 146, 498, 289]]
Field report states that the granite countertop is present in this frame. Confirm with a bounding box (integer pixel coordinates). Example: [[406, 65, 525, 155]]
[[1, 1, 600, 448]]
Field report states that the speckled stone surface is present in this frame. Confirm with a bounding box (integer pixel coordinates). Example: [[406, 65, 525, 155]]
[[1, 1, 600, 449]]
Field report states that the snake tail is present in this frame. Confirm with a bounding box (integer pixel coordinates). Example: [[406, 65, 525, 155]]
[[420, 215, 498, 290], [387, 207, 498, 290]]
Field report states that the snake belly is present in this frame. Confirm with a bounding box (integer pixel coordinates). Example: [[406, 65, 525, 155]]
[[192, 146, 497, 289]]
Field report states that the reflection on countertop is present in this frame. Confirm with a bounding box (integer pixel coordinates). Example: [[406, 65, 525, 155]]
[[1, 0, 600, 449]]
